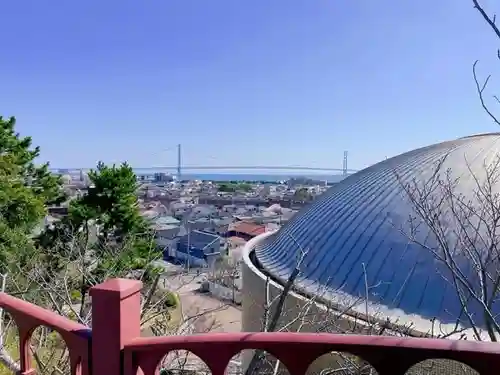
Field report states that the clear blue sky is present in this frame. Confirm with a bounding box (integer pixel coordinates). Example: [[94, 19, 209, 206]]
[[1, 0, 499, 171]]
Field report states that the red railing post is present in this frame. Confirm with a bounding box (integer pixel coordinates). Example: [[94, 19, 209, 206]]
[[90, 278, 143, 375]]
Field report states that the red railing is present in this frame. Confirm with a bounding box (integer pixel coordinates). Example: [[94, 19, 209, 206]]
[[0, 292, 91, 375], [1, 278, 500, 375], [124, 332, 500, 375]]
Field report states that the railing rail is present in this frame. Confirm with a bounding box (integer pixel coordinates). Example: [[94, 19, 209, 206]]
[[124, 332, 500, 375], [0, 292, 91, 375], [0, 293, 89, 333], [0, 278, 500, 375]]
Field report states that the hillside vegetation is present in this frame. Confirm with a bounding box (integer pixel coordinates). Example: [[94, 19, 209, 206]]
[[0, 116, 178, 375]]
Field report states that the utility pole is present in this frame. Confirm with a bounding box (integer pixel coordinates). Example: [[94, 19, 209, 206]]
[[343, 151, 348, 176], [177, 144, 182, 180]]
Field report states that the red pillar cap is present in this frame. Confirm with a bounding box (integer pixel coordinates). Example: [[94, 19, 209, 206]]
[[90, 278, 143, 300]]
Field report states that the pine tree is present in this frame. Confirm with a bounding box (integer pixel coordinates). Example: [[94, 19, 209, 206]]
[[0, 116, 64, 266]]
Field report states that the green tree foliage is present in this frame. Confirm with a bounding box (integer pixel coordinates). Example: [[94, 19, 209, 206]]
[[218, 183, 236, 192], [293, 187, 313, 202], [70, 162, 148, 240], [42, 162, 158, 264], [0, 118, 177, 374], [0, 116, 64, 268], [218, 182, 252, 193], [37, 162, 161, 300]]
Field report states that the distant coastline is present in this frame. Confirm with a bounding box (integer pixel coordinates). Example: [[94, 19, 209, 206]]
[[53, 169, 349, 184], [164, 173, 347, 183]]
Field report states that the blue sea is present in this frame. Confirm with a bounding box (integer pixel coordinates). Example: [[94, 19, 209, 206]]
[[53, 168, 349, 183]]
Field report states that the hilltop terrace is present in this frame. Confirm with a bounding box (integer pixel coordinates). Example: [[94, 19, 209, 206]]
[[2, 278, 499, 375]]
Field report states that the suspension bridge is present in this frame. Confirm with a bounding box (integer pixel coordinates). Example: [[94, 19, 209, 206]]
[[134, 166, 357, 172], [51, 145, 357, 176]]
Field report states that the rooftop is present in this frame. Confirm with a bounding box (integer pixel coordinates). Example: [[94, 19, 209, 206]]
[[227, 236, 247, 244], [154, 215, 181, 226], [178, 230, 220, 249], [229, 221, 266, 236], [152, 223, 179, 232], [254, 133, 500, 334]]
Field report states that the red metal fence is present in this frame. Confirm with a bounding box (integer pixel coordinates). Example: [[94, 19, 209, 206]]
[[0, 278, 499, 375]]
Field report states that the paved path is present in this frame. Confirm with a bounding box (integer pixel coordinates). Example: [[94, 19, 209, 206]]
[[161, 272, 241, 333], [160, 272, 242, 372]]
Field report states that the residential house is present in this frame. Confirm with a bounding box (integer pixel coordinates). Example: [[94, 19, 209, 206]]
[[152, 216, 181, 253], [212, 217, 234, 236], [187, 217, 212, 231], [227, 222, 266, 241], [227, 236, 247, 250], [174, 230, 221, 268], [189, 205, 218, 220]]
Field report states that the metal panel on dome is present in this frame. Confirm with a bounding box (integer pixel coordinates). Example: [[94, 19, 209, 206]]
[[255, 134, 500, 328]]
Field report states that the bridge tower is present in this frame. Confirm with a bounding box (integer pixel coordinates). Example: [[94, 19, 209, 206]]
[[177, 144, 182, 180], [343, 151, 348, 176]]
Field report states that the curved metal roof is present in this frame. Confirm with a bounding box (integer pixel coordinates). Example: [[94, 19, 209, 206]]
[[255, 133, 500, 329]]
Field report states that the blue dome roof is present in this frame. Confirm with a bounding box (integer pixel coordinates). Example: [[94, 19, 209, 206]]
[[255, 133, 500, 329]]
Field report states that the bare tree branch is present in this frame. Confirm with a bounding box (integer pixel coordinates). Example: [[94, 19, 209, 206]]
[[396, 153, 500, 342], [473, 60, 500, 126], [472, 0, 500, 40]]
